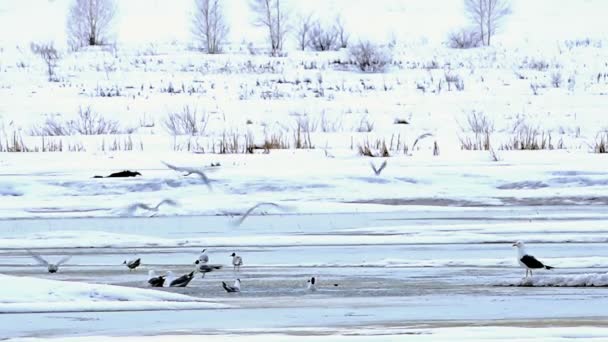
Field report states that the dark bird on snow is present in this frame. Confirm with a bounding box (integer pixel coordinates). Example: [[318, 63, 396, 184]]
[[123, 257, 141, 271], [147, 270, 165, 287], [94, 170, 142, 178], [513, 240, 554, 278], [231, 252, 243, 272], [222, 278, 241, 293], [370, 160, 388, 176], [27, 250, 71, 273], [233, 202, 287, 226], [167, 271, 195, 287], [194, 260, 222, 278], [162, 161, 212, 190]]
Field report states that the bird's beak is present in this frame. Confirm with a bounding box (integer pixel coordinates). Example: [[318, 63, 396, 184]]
[[512, 243, 517, 247]]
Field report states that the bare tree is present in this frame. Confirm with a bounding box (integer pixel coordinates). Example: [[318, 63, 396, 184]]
[[295, 13, 313, 51], [485, 0, 511, 46], [66, 0, 116, 49], [309, 20, 339, 51], [192, 0, 229, 54], [464, 0, 510, 46], [30, 42, 60, 81], [335, 15, 349, 49], [250, 0, 288, 56], [464, 0, 486, 46]]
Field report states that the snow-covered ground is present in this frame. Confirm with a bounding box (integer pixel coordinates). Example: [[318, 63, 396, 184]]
[[0, 274, 226, 313], [2, 0, 608, 340]]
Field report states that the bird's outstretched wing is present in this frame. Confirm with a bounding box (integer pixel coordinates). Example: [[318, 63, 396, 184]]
[[127, 203, 153, 212], [370, 160, 388, 175], [233, 202, 286, 226], [154, 199, 178, 210], [411, 133, 433, 152], [162, 161, 212, 190], [56, 255, 72, 266], [27, 250, 49, 266], [126, 199, 178, 215]]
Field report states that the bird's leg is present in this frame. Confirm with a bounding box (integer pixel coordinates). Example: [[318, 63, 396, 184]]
[[530, 269, 533, 277]]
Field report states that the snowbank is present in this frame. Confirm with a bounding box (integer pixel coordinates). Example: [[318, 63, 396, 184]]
[[8, 326, 608, 342], [501, 273, 608, 287], [0, 274, 228, 313]]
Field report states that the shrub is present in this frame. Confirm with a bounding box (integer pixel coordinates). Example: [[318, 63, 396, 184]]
[[69, 106, 120, 135], [163, 106, 208, 136], [30, 42, 60, 81], [458, 111, 494, 150], [309, 20, 339, 51], [446, 28, 481, 49], [349, 41, 391, 72]]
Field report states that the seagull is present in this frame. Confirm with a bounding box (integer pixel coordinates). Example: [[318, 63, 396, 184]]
[[123, 258, 141, 271], [198, 249, 209, 264], [231, 252, 243, 272], [370, 160, 388, 175], [125, 199, 178, 215], [233, 202, 286, 226], [306, 277, 317, 292], [513, 241, 554, 278], [222, 279, 241, 293], [162, 161, 212, 190], [27, 250, 71, 273], [147, 270, 165, 287], [166, 271, 195, 287], [194, 260, 222, 278]]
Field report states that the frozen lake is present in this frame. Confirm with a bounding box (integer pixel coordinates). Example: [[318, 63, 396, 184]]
[[2, 206, 608, 339]]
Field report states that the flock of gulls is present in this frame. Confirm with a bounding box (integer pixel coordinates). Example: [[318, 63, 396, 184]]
[[24, 161, 556, 297], [26, 239, 554, 295]]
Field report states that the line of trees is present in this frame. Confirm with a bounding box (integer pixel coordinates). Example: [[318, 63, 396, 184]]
[[63, 0, 512, 55]]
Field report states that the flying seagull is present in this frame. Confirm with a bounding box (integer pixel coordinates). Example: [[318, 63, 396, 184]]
[[222, 278, 241, 293], [27, 250, 71, 273], [198, 249, 209, 264], [147, 270, 166, 287], [231, 252, 243, 272], [162, 161, 212, 190], [370, 160, 388, 176], [306, 276, 317, 292], [123, 258, 141, 271], [194, 260, 222, 278], [233, 202, 286, 226], [513, 241, 554, 278], [125, 199, 178, 215], [166, 271, 195, 287]]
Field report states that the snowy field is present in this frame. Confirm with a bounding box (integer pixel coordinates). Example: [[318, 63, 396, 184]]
[[2, 0, 608, 340]]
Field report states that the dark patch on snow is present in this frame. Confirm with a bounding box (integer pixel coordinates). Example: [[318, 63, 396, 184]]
[[549, 177, 608, 187], [552, 170, 608, 176], [230, 181, 331, 194], [497, 181, 549, 190], [350, 176, 392, 184], [394, 177, 418, 184]]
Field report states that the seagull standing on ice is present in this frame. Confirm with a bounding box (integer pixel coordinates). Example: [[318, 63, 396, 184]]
[[222, 279, 241, 293], [27, 250, 71, 273], [166, 271, 195, 287], [231, 252, 243, 272], [147, 270, 166, 287], [123, 258, 141, 271], [194, 260, 222, 278], [306, 277, 317, 292], [198, 249, 209, 264], [512, 241, 554, 278]]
